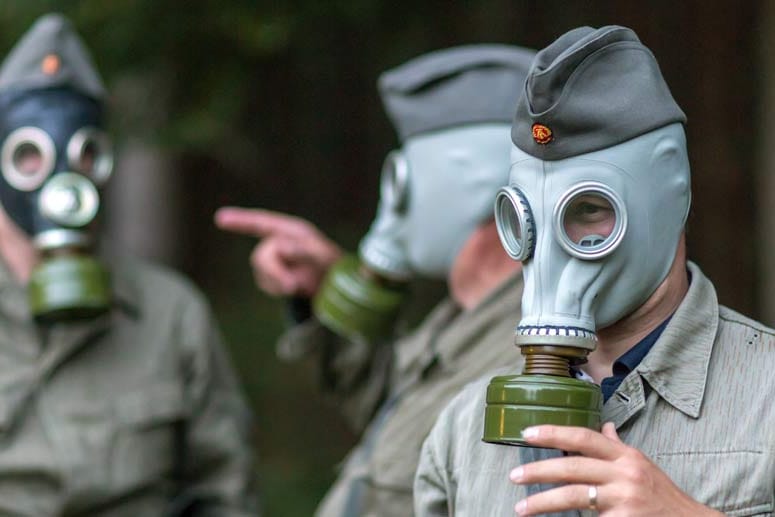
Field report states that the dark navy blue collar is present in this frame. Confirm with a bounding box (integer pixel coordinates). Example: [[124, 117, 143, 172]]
[[598, 315, 672, 402]]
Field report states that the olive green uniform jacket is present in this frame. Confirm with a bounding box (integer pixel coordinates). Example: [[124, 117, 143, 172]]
[[415, 262, 775, 517], [280, 273, 523, 517], [0, 258, 257, 516]]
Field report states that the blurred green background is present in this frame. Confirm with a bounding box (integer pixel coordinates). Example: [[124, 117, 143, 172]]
[[0, 1, 766, 515]]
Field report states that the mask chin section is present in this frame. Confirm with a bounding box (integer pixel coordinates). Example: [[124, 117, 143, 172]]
[[312, 254, 408, 343], [482, 324, 603, 448], [29, 229, 111, 322]]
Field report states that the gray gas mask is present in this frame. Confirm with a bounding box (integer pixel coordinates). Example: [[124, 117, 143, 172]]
[[314, 124, 513, 342], [497, 124, 690, 343], [311, 44, 535, 343], [483, 123, 691, 445]]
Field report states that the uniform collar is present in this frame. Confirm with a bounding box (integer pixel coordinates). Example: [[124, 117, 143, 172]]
[[392, 270, 523, 391], [635, 260, 717, 418], [439, 270, 523, 356], [0, 252, 19, 290], [598, 315, 671, 402], [108, 259, 142, 318]]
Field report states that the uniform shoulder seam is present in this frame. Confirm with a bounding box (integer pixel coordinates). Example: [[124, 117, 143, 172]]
[[718, 305, 775, 338]]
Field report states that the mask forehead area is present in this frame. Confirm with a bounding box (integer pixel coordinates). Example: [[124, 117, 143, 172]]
[[0, 89, 102, 144], [510, 123, 691, 218], [403, 123, 511, 219]]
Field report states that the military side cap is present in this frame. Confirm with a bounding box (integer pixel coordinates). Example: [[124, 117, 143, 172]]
[[378, 44, 536, 141], [0, 13, 106, 100], [512, 26, 685, 160]]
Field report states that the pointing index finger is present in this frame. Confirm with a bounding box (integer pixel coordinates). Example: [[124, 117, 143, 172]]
[[214, 207, 307, 238]]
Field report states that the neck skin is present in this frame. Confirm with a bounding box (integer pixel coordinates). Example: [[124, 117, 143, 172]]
[[448, 219, 522, 310], [0, 205, 38, 283], [583, 234, 689, 383]]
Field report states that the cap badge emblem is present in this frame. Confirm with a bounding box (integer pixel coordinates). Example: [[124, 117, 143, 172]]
[[41, 54, 60, 76], [532, 123, 553, 145]]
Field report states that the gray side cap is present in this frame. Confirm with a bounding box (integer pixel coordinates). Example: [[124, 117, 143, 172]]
[[378, 44, 536, 141], [0, 13, 106, 99], [512, 25, 686, 160]]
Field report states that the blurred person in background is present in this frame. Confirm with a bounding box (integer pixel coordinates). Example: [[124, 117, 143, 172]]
[[217, 44, 534, 516], [0, 13, 257, 516]]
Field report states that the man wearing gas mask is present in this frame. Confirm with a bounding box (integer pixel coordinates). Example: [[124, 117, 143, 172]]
[[0, 14, 257, 516], [415, 26, 775, 516], [217, 45, 534, 516]]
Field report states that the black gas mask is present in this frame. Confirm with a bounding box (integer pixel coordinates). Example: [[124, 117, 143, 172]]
[[0, 87, 113, 321]]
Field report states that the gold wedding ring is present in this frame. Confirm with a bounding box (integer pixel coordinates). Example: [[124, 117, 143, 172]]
[[588, 485, 598, 511]]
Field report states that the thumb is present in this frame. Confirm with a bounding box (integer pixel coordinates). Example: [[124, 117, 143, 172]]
[[276, 239, 307, 263], [601, 422, 622, 443]]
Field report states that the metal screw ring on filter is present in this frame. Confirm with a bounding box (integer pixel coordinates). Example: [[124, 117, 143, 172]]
[[38, 172, 99, 228]]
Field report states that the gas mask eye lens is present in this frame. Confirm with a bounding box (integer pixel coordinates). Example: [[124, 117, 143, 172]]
[[67, 127, 114, 185], [565, 195, 615, 245], [15, 143, 43, 175], [494, 186, 535, 261], [1, 127, 56, 191], [380, 150, 409, 214], [555, 182, 627, 259]]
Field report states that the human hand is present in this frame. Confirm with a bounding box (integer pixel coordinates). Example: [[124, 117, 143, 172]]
[[509, 423, 724, 516], [215, 207, 343, 298]]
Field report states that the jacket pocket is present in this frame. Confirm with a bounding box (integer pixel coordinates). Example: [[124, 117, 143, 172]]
[[111, 382, 188, 488], [655, 450, 773, 516]]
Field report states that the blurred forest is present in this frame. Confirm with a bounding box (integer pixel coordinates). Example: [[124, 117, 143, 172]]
[[0, 1, 766, 515]]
